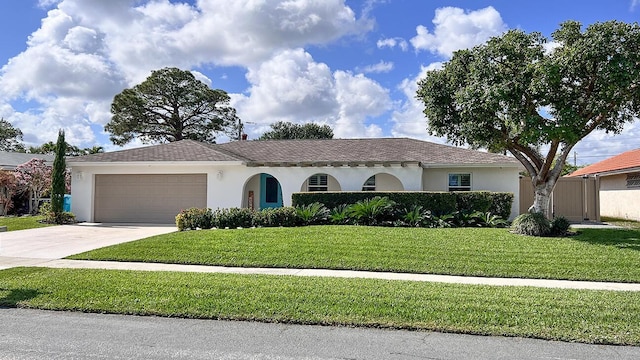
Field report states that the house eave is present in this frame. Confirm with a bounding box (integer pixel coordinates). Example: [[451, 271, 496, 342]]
[[421, 162, 522, 169], [67, 161, 244, 167], [245, 161, 422, 168], [580, 166, 640, 178]]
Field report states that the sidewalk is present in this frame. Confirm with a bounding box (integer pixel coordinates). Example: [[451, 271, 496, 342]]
[[29, 258, 640, 292]]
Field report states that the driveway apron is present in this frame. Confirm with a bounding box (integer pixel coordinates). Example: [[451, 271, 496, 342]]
[[0, 223, 176, 269]]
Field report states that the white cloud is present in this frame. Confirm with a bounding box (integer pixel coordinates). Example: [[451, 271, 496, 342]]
[[410, 6, 507, 58], [333, 70, 389, 138], [0, 0, 373, 147], [631, 0, 640, 11], [377, 37, 408, 51], [390, 62, 447, 143], [357, 60, 394, 74], [239, 49, 337, 122], [233, 49, 390, 140]]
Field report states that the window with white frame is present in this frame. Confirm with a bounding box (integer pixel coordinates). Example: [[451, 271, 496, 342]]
[[362, 175, 376, 191], [627, 173, 640, 188], [308, 174, 328, 192], [448, 173, 471, 191]]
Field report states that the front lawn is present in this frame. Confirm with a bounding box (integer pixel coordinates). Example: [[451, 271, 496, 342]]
[[69, 226, 640, 283], [0, 215, 53, 231], [2, 267, 639, 345]]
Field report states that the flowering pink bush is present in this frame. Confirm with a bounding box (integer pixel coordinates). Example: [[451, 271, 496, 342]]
[[14, 158, 52, 214], [0, 170, 18, 215]]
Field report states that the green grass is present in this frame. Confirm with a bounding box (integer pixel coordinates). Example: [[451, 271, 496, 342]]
[[0, 215, 53, 231], [69, 226, 640, 283], [1, 267, 639, 345]]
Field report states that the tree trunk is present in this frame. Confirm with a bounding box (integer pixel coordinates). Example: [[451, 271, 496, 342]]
[[528, 180, 556, 218]]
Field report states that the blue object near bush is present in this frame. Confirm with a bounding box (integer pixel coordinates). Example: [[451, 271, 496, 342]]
[[63, 194, 71, 212]]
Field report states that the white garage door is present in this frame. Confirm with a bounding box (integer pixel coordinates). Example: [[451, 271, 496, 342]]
[[94, 174, 207, 223]]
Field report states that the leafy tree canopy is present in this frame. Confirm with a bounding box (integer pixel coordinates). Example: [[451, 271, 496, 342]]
[[28, 142, 103, 156], [105, 67, 239, 145], [258, 121, 334, 140], [417, 20, 640, 216], [0, 118, 25, 152]]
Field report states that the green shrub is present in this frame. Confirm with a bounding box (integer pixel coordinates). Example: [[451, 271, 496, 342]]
[[175, 208, 214, 231], [295, 202, 329, 225], [400, 205, 432, 227], [212, 208, 255, 229], [38, 201, 52, 216], [292, 191, 513, 219], [347, 196, 396, 226], [41, 210, 76, 225], [329, 204, 352, 225], [511, 212, 551, 236], [485, 193, 515, 220], [454, 192, 492, 213], [551, 216, 571, 236], [254, 207, 299, 227], [482, 212, 509, 228]]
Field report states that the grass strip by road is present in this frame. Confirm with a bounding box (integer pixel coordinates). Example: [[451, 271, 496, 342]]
[[1, 267, 639, 345], [69, 226, 640, 283], [0, 215, 53, 231]]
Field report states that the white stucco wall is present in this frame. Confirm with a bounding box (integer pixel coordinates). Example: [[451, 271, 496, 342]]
[[70, 162, 520, 222], [599, 174, 640, 221], [421, 166, 521, 219]]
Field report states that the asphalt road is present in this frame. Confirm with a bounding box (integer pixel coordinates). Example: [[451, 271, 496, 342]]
[[1, 308, 639, 359]]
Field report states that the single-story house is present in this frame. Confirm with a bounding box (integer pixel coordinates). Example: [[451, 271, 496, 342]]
[[0, 152, 55, 171], [67, 138, 523, 224], [568, 148, 640, 221]]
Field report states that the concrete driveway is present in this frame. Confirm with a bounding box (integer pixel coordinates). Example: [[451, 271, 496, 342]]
[[0, 223, 176, 269]]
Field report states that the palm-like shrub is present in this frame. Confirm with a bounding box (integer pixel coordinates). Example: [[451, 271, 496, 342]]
[[401, 205, 433, 227], [511, 212, 551, 236], [347, 196, 396, 226], [296, 202, 329, 225], [550, 216, 571, 236], [483, 212, 509, 228], [329, 204, 351, 225]]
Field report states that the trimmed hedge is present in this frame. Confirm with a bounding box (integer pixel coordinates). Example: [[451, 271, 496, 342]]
[[292, 191, 513, 220]]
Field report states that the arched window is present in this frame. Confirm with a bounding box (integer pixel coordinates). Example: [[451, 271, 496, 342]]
[[308, 174, 328, 192], [362, 175, 376, 191]]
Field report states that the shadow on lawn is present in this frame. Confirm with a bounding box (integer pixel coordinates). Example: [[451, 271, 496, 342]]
[[573, 228, 640, 251], [0, 288, 40, 308]]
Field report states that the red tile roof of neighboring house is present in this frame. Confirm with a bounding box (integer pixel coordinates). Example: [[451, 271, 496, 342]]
[[568, 148, 640, 177]]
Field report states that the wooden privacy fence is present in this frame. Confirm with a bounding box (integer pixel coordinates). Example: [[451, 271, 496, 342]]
[[519, 176, 600, 222]]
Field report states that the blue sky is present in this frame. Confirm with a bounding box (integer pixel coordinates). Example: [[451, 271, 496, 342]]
[[1, 0, 638, 165]]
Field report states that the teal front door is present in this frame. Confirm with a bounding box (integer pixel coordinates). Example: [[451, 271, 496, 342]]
[[260, 174, 283, 209]]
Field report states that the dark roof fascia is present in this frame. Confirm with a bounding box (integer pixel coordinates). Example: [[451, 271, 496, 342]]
[[67, 160, 244, 167], [244, 160, 423, 168]]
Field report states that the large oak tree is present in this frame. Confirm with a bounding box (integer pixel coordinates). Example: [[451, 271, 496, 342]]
[[417, 20, 640, 217], [105, 67, 239, 145]]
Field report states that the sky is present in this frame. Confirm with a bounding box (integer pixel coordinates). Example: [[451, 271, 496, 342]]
[[0, 0, 639, 165]]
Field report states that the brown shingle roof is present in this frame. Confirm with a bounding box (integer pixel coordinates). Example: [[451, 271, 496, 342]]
[[216, 138, 520, 166], [568, 148, 640, 177], [68, 138, 520, 167], [67, 139, 244, 163]]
